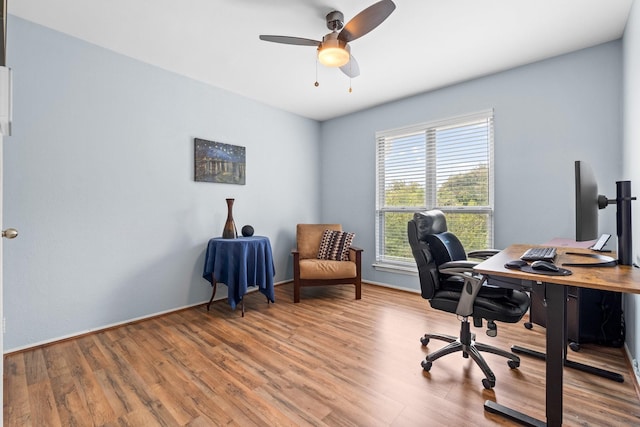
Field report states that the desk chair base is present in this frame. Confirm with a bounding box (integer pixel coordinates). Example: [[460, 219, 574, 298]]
[[421, 320, 521, 389]]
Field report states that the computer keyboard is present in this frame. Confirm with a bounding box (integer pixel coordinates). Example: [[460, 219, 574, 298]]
[[520, 247, 557, 262]]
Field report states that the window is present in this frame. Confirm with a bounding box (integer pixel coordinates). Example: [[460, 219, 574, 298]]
[[375, 110, 494, 269]]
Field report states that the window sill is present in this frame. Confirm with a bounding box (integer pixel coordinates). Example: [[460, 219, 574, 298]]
[[372, 263, 418, 276]]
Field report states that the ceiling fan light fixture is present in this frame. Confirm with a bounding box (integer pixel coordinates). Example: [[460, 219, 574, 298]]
[[259, 0, 396, 77], [318, 34, 350, 67]]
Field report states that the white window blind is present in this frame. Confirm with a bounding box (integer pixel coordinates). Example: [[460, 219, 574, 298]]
[[375, 110, 494, 268]]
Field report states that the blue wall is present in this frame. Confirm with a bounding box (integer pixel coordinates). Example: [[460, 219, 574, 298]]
[[3, 17, 321, 351], [320, 41, 622, 293]]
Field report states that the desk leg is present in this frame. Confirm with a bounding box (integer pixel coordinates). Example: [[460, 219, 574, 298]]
[[206, 280, 217, 311], [511, 346, 624, 382], [484, 283, 566, 427], [515, 283, 624, 383], [484, 401, 545, 427], [545, 283, 566, 427]]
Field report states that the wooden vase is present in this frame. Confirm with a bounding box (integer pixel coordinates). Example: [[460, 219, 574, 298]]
[[222, 198, 237, 239]]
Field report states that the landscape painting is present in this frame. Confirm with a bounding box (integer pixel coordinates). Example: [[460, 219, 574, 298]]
[[194, 138, 246, 185]]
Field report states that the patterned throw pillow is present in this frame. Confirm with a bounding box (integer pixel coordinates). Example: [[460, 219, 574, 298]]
[[317, 229, 355, 261]]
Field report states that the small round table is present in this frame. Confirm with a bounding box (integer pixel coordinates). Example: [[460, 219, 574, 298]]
[[202, 236, 275, 316]]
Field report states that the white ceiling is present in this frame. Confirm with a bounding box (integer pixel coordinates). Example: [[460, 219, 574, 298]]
[[9, 0, 634, 121]]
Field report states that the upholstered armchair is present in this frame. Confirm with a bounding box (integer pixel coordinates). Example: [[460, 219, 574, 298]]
[[291, 224, 363, 303]]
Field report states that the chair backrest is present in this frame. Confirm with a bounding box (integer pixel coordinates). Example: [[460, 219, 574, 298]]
[[296, 224, 342, 259], [408, 210, 467, 299]]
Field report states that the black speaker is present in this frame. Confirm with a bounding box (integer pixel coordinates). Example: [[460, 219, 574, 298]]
[[241, 225, 254, 237]]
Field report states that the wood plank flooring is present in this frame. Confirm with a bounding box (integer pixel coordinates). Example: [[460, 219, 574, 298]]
[[4, 283, 640, 426]]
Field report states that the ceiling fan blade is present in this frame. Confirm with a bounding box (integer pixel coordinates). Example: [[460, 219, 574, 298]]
[[340, 55, 360, 78], [338, 0, 396, 43], [259, 35, 320, 47]]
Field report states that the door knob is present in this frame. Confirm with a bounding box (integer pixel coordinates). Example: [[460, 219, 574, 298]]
[[2, 228, 18, 239]]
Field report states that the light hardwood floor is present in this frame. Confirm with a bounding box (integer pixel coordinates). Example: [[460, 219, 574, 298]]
[[4, 283, 640, 426]]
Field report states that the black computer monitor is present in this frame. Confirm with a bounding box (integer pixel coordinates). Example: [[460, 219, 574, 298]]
[[574, 160, 635, 264], [575, 160, 601, 241]]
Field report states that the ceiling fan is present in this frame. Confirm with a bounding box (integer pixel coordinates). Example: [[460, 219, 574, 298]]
[[259, 0, 396, 79]]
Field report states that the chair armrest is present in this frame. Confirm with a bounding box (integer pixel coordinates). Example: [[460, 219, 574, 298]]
[[440, 260, 478, 271], [467, 249, 500, 260], [438, 261, 485, 317], [455, 274, 485, 317], [292, 249, 300, 265], [439, 261, 481, 278], [349, 246, 363, 268]]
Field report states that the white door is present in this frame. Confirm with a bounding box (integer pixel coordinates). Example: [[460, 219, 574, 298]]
[[1, 5, 11, 423], [0, 64, 17, 427], [1, 134, 4, 419], [0, 133, 3, 421]]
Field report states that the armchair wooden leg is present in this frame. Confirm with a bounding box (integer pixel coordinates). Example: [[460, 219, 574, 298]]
[[294, 281, 301, 303], [355, 282, 361, 300]]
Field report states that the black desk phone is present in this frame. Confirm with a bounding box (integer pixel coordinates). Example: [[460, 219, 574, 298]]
[[590, 234, 611, 251]]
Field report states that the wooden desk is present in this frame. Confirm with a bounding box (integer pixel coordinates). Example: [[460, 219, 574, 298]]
[[475, 244, 640, 427], [202, 236, 275, 316]]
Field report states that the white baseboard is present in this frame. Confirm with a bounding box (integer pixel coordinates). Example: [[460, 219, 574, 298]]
[[4, 280, 290, 355], [624, 344, 640, 395]]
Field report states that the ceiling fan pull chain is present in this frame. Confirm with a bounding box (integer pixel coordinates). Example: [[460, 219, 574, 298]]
[[314, 57, 320, 87]]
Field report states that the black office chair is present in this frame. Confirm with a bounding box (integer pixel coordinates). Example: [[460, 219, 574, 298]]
[[408, 210, 531, 389]]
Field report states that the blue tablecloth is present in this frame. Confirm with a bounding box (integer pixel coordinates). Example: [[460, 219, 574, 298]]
[[202, 236, 275, 310]]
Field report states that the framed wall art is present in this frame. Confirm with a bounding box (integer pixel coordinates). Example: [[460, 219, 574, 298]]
[[194, 138, 246, 185]]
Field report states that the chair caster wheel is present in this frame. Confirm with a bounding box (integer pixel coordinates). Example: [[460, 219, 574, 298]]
[[421, 360, 432, 371], [420, 336, 430, 346], [486, 320, 497, 337], [569, 342, 581, 352], [524, 322, 533, 330], [508, 360, 520, 369], [482, 378, 495, 389]]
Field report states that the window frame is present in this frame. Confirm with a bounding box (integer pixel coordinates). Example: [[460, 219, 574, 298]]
[[374, 110, 495, 272]]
